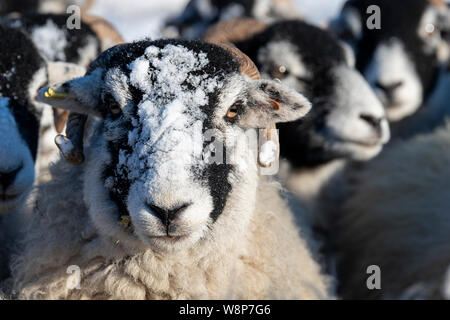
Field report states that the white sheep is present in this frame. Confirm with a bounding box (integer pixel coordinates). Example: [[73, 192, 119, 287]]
[[335, 120, 450, 299], [10, 39, 333, 299]]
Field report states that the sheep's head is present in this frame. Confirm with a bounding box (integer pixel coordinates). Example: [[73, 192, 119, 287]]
[[38, 39, 311, 251], [331, 0, 449, 121], [207, 20, 390, 167]]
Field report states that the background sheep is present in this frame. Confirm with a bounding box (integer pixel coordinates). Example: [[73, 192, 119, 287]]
[[163, 0, 302, 39], [334, 121, 450, 299], [204, 20, 390, 279], [205, 19, 390, 208], [10, 39, 332, 299], [331, 0, 449, 136], [0, 25, 52, 286], [2, 12, 123, 179]]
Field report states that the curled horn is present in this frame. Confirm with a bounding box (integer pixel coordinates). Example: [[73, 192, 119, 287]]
[[202, 18, 268, 45], [428, 0, 447, 7]]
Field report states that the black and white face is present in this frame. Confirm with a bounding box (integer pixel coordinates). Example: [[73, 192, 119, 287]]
[[39, 40, 311, 252], [4, 13, 101, 68], [333, 0, 449, 122], [0, 26, 47, 213], [240, 21, 389, 167]]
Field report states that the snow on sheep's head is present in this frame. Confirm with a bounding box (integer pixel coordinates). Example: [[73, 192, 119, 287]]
[[332, 0, 449, 122], [38, 39, 311, 252]]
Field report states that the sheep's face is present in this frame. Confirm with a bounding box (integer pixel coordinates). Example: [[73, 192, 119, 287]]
[[0, 26, 46, 213], [39, 40, 311, 252], [333, 0, 449, 121], [243, 21, 390, 167]]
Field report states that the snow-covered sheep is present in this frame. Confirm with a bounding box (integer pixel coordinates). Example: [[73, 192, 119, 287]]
[[331, 0, 449, 128], [10, 39, 332, 299], [163, 0, 302, 39], [334, 120, 450, 299], [204, 19, 390, 226]]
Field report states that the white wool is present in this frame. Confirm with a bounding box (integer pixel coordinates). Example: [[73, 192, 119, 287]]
[[31, 19, 68, 62], [258, 140, 277, 166]]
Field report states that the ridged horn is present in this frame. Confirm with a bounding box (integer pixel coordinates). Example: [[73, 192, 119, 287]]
[[202, 18, 268, 45]]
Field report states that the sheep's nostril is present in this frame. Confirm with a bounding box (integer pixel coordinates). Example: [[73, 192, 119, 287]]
[[374, 81, 404, 100], [0, 164, 23, 191], [146, 202, 190, 226], [360, 114, 383, 133]]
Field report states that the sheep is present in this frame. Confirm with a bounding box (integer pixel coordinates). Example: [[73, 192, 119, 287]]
[[163, 0, 302, 39], [8, 39, 332, 300], [331, 0, 449, 135], [203, 20, 390, 273], [333, 119, 450, 299], [2, 13, 124, 179]]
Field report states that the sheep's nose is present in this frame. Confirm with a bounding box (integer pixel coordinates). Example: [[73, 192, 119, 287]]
[[146, 203, 189, 226], [0, 165, 22, 191], [360, 114, 383, 134], [375, 81, 404, 101]]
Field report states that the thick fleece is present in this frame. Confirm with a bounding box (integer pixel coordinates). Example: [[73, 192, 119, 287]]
[[11, 160, 331, 300], [336, 122, 450, 299]]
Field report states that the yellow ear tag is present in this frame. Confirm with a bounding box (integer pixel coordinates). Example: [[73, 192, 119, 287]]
[[118, 215, 132, 229], [44, 87, 68, 99]]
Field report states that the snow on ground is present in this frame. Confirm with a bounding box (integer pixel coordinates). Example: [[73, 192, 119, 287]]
[[89, 0, 347, 42]]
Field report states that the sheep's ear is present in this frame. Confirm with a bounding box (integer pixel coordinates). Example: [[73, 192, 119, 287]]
[[36, 69, 103, 117], [46, 62, 88, 133], [238, 79, 311, 128], [328, 6, 363, 46]]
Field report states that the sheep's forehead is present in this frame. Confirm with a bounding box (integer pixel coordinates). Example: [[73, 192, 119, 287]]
[[107, 45, 234, 179]]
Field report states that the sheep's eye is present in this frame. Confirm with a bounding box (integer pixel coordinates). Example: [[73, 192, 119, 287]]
[[226, 105, 238, 119], [270, 65, 289, 79], [109, 101, 121, 114]]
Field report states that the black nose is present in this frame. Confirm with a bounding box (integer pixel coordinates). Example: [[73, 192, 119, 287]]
[[360, 114, 383, 133], [146, 203, 189, 226], [0, 165, 23, 191], [375, 81, 404, 101]]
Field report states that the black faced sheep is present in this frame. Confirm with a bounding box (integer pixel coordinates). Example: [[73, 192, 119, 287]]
[[9, 39, 332, 299], [163, 0, 302, 39], [331, 0, 449, 132], [334, 120, 450, 299], [2, 12, 124, 178], [204, 19, 390, 235]]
